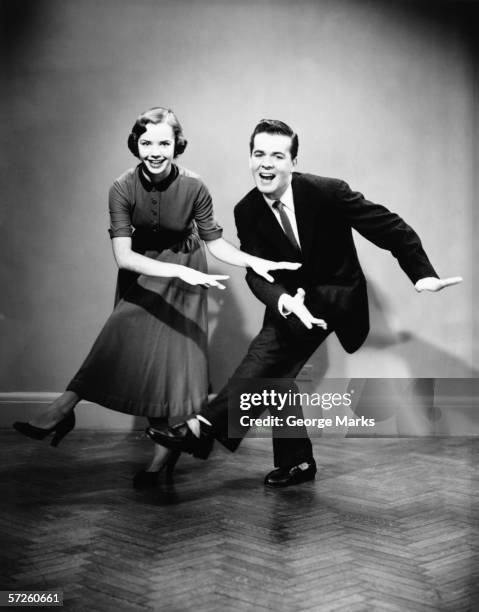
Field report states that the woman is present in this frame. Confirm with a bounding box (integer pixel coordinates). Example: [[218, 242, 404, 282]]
[[13, 107, 299, 487]]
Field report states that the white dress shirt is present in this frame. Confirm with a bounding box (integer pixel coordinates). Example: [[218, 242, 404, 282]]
[[263, 184, 300, 316], [263, 184, 301, 249]]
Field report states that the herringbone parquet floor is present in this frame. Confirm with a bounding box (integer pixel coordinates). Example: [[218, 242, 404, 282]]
[[0, 432, 477, 612]]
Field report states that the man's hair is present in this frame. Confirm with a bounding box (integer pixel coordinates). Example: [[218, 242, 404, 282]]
[[249, 119, 298, 160], [127, 107, 188, 158]]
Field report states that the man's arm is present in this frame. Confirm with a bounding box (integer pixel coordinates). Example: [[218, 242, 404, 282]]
[[333, 180, 461, 290]]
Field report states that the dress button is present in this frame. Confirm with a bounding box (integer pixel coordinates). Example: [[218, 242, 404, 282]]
[[152, 199, 158, 204]]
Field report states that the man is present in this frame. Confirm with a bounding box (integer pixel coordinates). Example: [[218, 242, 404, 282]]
[[148, 119, 462, 487]]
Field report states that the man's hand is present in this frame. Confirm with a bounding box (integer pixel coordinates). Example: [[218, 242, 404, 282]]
[[281, 288, 327, 330], [414, 276, 463, 292]]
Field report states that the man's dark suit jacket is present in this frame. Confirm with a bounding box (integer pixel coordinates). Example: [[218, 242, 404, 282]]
[[234, 172, 438, 353]]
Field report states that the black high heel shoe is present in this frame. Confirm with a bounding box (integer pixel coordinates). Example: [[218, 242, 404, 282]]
[[13, 410, 75, 447], [133, 450, 181, 489]]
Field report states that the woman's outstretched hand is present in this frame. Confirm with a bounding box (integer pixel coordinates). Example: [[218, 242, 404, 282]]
[[179, 268, 229, 289], [249, 258, 302, 283]]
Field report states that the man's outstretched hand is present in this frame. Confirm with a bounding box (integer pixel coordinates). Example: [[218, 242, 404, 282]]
[[414, 276, 463, 292], [281, 288, 328, 330]]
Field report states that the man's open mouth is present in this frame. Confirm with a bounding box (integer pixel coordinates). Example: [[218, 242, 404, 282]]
[[259, 173, 275, 182]]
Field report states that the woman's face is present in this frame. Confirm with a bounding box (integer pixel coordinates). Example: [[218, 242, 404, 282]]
[[137, 122, 175, 178]]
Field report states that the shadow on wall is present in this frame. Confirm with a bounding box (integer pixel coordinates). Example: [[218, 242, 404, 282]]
[[364, 281, 476, 377], [299, 279, 477, 436], [349, 280, 478, 435], [207, 278, 252, 393]]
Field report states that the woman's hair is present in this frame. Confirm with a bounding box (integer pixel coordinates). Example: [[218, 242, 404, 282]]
[[127, 107, 188, 158], [249, 118, 299, 160]]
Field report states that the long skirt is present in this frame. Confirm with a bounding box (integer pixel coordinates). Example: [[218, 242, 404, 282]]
[[67, 231, 209, 417]]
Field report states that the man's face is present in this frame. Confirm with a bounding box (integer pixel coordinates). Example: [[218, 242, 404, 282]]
[[249, 132, 296, 200]]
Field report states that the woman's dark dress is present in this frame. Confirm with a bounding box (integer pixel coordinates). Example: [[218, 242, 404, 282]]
[[67, 164, 222, 417]]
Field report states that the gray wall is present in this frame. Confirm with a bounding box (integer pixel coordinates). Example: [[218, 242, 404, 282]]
[[1, 1, 477, 416]]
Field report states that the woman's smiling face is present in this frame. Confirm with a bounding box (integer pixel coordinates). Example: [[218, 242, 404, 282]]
[[137, 122, 175, 179]]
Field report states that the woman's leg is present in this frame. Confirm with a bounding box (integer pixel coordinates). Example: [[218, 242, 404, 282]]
[[145, 417, 172, 472], [30, 391, 80, 428], [133, 416, 180, 488]]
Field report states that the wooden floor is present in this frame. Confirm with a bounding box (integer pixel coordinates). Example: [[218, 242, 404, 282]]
[[0, 432, 477, 612]]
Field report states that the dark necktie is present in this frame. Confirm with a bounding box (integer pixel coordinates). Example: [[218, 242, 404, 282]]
[[273, 200, 301, 253]]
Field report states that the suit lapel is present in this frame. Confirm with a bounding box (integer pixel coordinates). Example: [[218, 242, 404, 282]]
[[292, 174, 316, 260]]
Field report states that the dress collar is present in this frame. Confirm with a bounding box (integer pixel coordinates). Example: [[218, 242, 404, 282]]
[[138, 163, 179, 191]]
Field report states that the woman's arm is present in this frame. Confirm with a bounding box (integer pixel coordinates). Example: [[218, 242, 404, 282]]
[[205, 237, 300, 282], [112, 237, 229, 289]]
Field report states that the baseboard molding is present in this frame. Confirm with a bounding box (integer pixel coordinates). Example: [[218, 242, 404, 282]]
[[0, 392, 140, 430]]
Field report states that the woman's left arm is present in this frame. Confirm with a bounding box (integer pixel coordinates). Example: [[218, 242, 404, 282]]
[[206, 237, 300, 283], [192, 180, 300, 282]]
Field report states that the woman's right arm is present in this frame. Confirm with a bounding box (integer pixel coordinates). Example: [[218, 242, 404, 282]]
[[111, 237, 228, 289], [109, 179, 228, 288]]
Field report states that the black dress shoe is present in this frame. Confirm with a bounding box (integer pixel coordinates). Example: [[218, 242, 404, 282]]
[[264, 460, 317, 487], [146, 420, 214, 459], [133, 470, 160, 490]]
